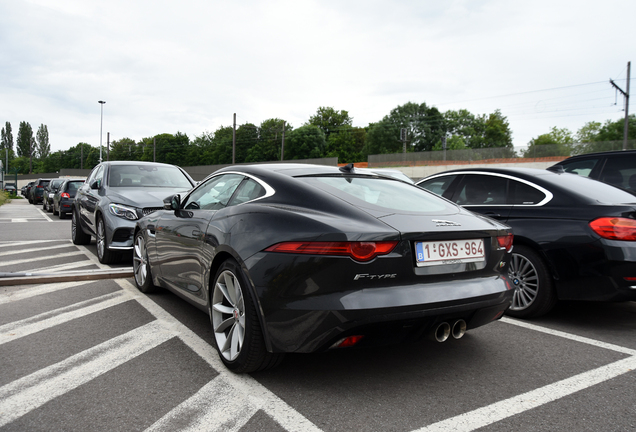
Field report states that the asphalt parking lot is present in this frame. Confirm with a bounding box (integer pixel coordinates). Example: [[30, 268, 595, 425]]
[[1, 198, 635, 431]]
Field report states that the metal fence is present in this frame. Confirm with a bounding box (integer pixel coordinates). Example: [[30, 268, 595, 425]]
[[368, 140, 636, 167]]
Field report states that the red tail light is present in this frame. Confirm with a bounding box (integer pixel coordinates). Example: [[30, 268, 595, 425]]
[[265, 241, 398, 262], [497, 233, 514, 252], [61, 193, 71, 198], [330, 335, 364, 349], [37, 185, 43, 188], [589, 217, 636, 241]]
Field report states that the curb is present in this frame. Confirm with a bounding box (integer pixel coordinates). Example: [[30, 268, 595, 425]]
[[0, 268, 134, 286]]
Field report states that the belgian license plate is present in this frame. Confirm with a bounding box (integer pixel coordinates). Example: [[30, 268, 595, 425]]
[[415, 239, 485, 267]]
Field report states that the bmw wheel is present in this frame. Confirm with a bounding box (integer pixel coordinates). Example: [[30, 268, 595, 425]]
[[210, 259, 283, 373], [133, 230, 155, 293], [96, 216, 120, 264], [506, 245, 557, 318], [71, 208, 91, 245]]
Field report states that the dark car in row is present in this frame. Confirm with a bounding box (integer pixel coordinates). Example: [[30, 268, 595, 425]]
[[72, 161, 196, 264], [417, 167, 636, 318], [43, 179, 66, 213], [132, 163, 514, 372], [549, 149, 636, 193], [27, 178, 51, 204], [52, 179, 85, 219]]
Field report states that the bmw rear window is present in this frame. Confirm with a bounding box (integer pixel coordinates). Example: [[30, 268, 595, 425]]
[[300, 176, 456, 213]]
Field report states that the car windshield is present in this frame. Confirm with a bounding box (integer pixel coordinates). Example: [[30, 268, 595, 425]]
[[108, 165, 192, 188], [299, 175, 455, 213]]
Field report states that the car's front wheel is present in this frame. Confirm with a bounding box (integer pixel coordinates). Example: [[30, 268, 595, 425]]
[[96, 216, 120, 264], [506, 245, 557, 318], [133, 231, 156, 293], [71, 208, 91, 245], [210, 259, 284, 373]]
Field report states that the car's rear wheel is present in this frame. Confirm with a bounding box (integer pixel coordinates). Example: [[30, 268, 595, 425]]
[[96, 216, 120, 264], [506, 245, 557, 318], [71, 208, 91, 245], [53, 203, 59, 216], [210, 259, 284, 373], [133, 231, 156, 293]]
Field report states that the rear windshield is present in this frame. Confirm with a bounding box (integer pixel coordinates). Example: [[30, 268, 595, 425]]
[[299, 176, 456, 213], [549, 173, 636, 204], [109, 165, 192, 188]]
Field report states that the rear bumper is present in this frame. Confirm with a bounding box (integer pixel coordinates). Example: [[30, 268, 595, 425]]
[[259, 276, 512, 353]]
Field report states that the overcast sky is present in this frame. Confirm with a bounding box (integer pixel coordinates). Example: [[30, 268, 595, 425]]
[[1, 0, 634, 154]]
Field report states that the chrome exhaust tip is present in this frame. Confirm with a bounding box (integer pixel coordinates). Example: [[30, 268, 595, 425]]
[[452, 319, 467, 339], [434, 322, 451, 342]]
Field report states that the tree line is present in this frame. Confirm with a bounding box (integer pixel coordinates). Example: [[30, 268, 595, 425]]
[[0, 103, 633, 174]]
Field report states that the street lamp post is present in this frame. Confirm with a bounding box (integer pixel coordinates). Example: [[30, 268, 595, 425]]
[[98, 100, 106, 163]]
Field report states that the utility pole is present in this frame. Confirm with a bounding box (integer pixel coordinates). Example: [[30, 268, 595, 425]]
[[281, 121, 285, 161], [610, 61, 631, 150], [232, 113, 236, 164]]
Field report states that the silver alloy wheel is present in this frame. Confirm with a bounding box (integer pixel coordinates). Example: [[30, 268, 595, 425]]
[[97, 218, 106, 260], [508, 252, 539, 311], [211, 270, 246, 361], [133, 234, 147, 287]]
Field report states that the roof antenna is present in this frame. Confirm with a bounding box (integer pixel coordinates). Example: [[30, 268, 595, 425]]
[[339, 163, 355, 173]]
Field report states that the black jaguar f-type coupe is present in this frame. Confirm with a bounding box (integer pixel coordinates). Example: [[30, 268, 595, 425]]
[[133, 163, 514, 373]]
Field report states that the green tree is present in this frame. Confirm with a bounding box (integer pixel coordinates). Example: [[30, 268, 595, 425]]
[[1, 122, 13, 152], [306, 107, 352, 140], [483, 110, 513, 149], [109, 137, 138, 161], [443, 109, 487, 149], [285, 125, 326, 160], [576, 121, 602, 143], [364, 102, 444, 155], [246, 118, 288, 162], [524, 126, 574, 158], [210, 126, 234, 164], [36, 124, 50, 159], [16, 121, 33, 158], [325, 126, 365, 163], [596, 115, 636, 142]]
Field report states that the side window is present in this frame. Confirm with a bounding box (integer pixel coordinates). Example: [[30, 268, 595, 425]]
[[227, 178, 266, 206], [454, 175, 508, 205], [183, 174, 244, 210], [85, 165, 104, 189], [509, 181, 546, 205], [559, 158, 599, 177], [418, 175, 457, 197], [600, 156, 636, 190]]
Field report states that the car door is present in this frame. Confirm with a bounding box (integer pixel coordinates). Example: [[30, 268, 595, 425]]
[[154, 173, 245, 305], [77, 165, 104, 235]]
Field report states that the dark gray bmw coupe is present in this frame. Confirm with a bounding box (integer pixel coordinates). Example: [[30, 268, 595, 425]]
[[133, 163, 514, 373]]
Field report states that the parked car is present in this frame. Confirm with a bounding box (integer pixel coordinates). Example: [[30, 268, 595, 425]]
[[548, 150, 636, 193], [72, 161, 196, 264], [22, 181, 35, 198], [133, 163, 514, 373], [53, 178, 85, 219], [417, 167, 636, 318], [43, 179, 66, 212], [28, 178, 51, 204], [3, 184, 16, 195]]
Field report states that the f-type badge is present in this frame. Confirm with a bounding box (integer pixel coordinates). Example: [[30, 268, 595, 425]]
[[433, 219, 462, 227]]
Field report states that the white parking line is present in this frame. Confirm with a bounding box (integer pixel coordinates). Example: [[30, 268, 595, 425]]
[[0, 251, 85, 266], [0, 242, 77, 257], [0, 240, 63, 248], [0, 290, 131, 345], [0, 320, 172, 428], [417, 356, 636, 432], [0, 280, 96, 304], [118, 280, 323, 432]]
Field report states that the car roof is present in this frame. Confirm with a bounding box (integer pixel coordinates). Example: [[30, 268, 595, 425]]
[[553, 150, 636, 162]]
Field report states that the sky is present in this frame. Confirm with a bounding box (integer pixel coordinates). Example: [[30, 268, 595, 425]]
[[1, 0, 634, 154]]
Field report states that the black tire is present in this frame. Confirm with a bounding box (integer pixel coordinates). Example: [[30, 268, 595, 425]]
[[133, 230, 156, 293], [59, 211, 65, 219], [209, 259, 284, 373], [506, 245, 557, 318], [53, 203, 59, 216], [96, 215, 120, 264], [71, 208, 91, 245]]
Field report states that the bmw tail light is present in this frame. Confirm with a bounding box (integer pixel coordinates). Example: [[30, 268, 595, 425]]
[[589, 217, 636, 241], [265, 241, 398, 262], [496, 233, 514, 252], [61, 193, 70, 198]]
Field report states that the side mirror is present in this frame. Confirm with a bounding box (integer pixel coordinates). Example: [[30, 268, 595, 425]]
[[90, 179, 100, 189], [163, 194, 180, 210]]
